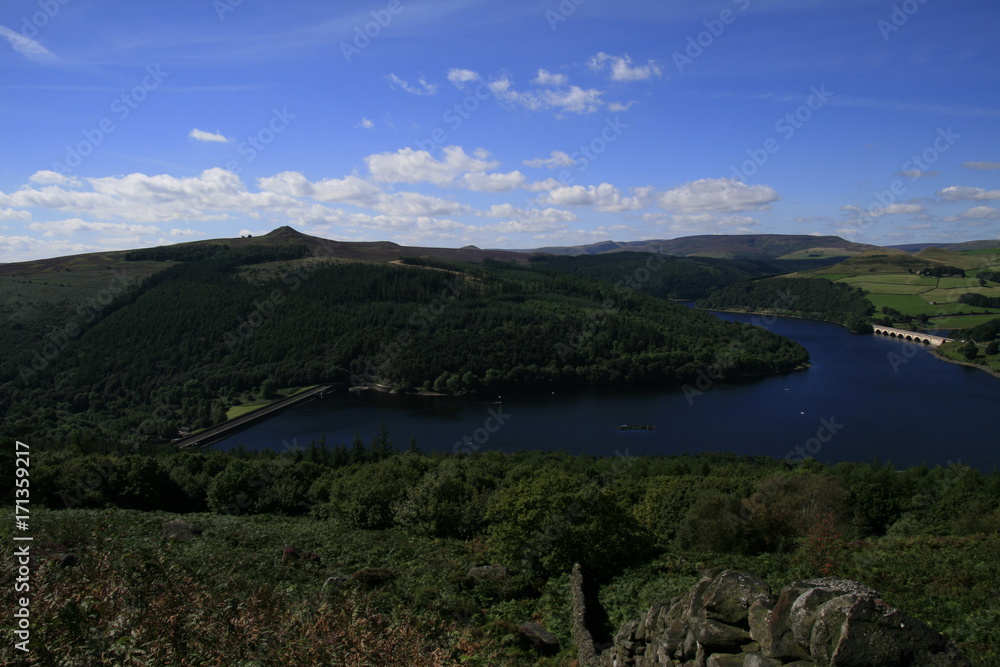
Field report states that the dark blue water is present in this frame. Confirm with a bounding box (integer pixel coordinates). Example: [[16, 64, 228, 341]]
[[214, 312, 1000, 470]]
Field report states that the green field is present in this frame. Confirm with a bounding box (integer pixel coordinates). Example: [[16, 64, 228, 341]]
[[840, 274, 936, 286], [929, 314, 1000, 330], [825, 257, 1000, 325]]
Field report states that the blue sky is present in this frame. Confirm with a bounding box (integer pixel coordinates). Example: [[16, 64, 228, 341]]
[[1, 0, 998, 261]]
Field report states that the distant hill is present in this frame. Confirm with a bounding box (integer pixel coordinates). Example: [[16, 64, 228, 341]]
[[521, 234, 876, 260], [804, 246, 999, 276], [0, 226, 528, 278], [889, 240, 1000, 253]]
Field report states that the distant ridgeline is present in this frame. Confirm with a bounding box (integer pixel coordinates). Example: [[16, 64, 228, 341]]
[[529, 252, 844, 300], [697, 277, 875, 333], [1, 247, 808, 447]]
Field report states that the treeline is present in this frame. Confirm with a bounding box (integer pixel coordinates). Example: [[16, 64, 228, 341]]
[[978, 270, 1000, 284], [919, 265, 966, 278], [1, 249, 808, 447], [958, 293, 1000, 309], [124, 244, 231, 263], [14, 444, 1000, 580], [530, 252, 841, 300], [963, 317, 1000, 343], [696, 277, 874, 332]]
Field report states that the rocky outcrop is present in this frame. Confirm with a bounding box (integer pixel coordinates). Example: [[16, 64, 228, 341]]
[[599, 570, 969, 667]]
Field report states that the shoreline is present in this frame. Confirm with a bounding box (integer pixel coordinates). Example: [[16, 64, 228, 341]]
[[698, 306, 1000, 380], [933, 349, 1000, 380]]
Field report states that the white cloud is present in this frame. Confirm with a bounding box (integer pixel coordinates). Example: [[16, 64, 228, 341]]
[[537, 183, 651, 212], [189, 128, 230, 143], [0, 207, 31, 222], [960, 161, 1000, 170], [841, 203, 924, 218], [944, 206, 1000, 221], [257, 171, 382, 205], [608, 101, 638, 112], [27, 219, 160, 238], [461, 170, 528, 192], [169, 228, 206, 237], [447, 68, 479, 87], [0, 168, 297, 223], [28, 170, 80, 186], [523, 151, 576, 169], [484, 205, 578, 233], [0, 25, 57, 64], [364, 146, 498, 185], [895, 169, 938, 179], [532, 69, 567, 86], [658, 178, 779, 213], [938, 186, 1000, 201], [588, 52, 662, 81], [386, 73, 437, 95], [644, 212, 761, 235], [487, 73, 605, 115], [357, 117, 375, 130]]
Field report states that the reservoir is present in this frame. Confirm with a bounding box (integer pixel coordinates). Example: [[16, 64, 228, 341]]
[[213, 311, 1000, 470]]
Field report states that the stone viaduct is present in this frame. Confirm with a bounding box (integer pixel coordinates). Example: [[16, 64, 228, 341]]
[[872, 325, 953, 347]]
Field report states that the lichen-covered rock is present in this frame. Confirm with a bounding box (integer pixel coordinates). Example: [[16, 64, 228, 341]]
[[596, 571, 968, 667], [162, 519, 201, 542], [743, 651, 783, 667], [809, 593, 971, 666], [702, 570, 772, 626], [705, 653, 745, 667], [519, 621, 560, 655], [758, 582, 813, 661], [691, 618, 751, 652], [789, 580, 874, 649]]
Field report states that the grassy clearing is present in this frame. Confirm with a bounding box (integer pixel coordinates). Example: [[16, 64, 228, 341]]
[[840, 274, 936, 286], [225, 386, 317, 420], [848, 282, 934, 295], [937, 342, 1000, 375], [929, 314, 1000, 330]]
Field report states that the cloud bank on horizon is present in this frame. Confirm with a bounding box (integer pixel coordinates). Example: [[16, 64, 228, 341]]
[[0, 0, 998, 261]]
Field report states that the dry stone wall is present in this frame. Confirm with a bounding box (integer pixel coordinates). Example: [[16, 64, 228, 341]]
[[595, 570, 969, 667]]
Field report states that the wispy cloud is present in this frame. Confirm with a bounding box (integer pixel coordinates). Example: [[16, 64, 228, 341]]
[[386, 73, 437, 96], [188, 128, 231, 143], [961, 161, 1000, 170], [0, 24, 58, 64]]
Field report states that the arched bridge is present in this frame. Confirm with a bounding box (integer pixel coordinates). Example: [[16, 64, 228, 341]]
[[872, 326, 953, 347]]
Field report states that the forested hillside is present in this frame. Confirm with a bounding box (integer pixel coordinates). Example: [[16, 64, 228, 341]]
[[528, 252, 843, 300], [1, 245, 807, 448], [697, 277, 875, 332]]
